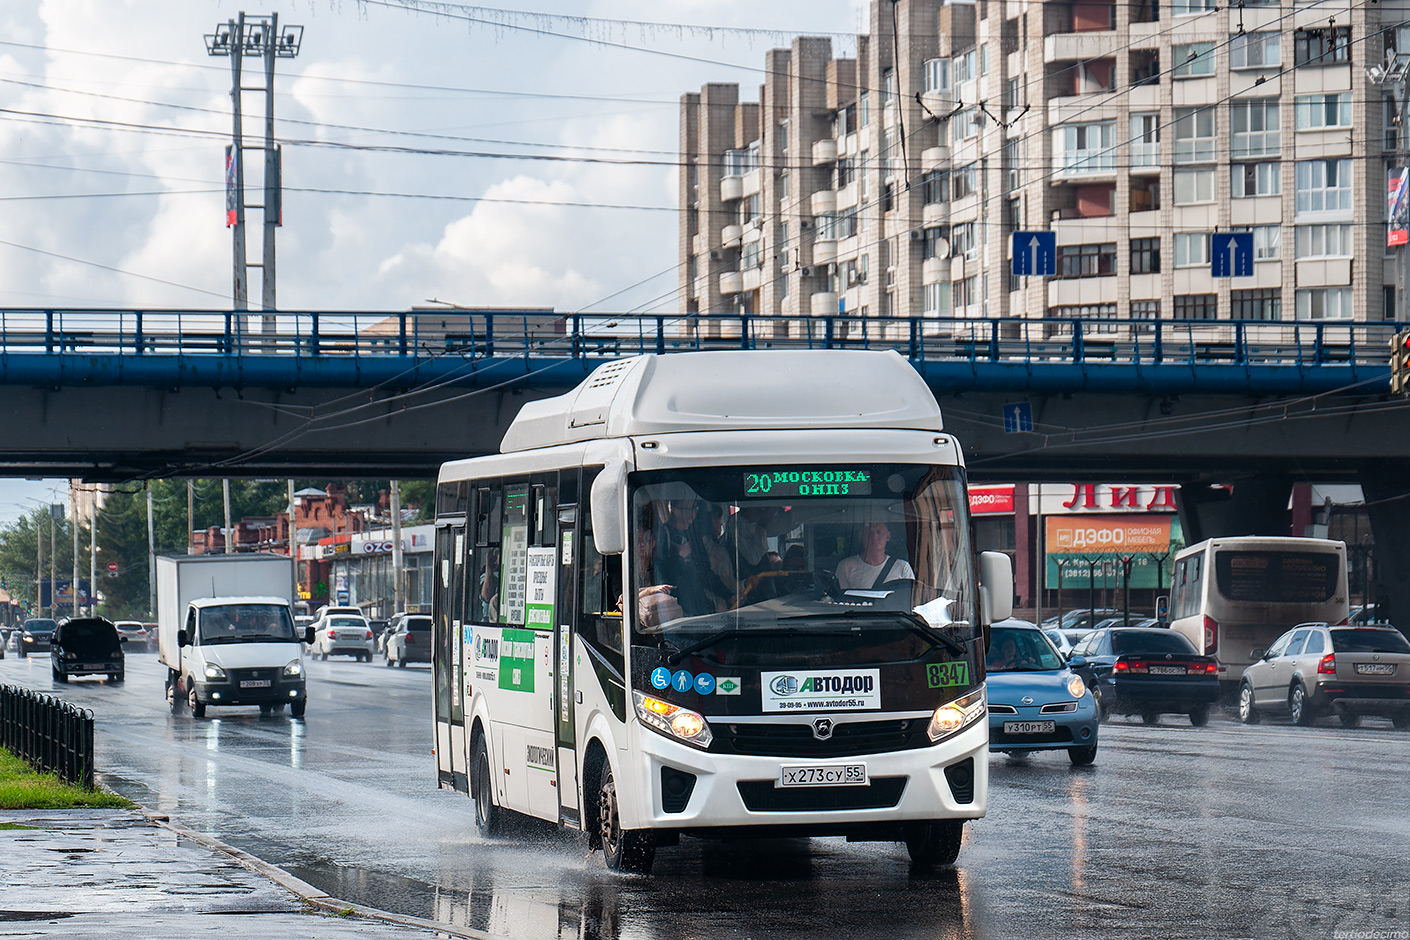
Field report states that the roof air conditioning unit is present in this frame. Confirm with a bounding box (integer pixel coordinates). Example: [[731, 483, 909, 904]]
[[909, 228, 926, 241], [799, 218, 812, 229], [709, 249, 725, 261], [800, 265, 817, 277]]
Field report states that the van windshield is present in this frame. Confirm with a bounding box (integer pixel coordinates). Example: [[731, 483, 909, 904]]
[[199, 604, 297, 644], [626, 463, 975, 647]]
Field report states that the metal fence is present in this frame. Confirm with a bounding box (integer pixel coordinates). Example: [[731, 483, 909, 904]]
[[0, 684, 95, 790]]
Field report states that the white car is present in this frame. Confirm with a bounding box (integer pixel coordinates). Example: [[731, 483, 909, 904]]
[[113, 620, 153, 651], [310, 614, 374, 661]]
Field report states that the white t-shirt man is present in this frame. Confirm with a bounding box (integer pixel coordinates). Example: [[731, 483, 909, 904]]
[[836, 554, 916, 591]]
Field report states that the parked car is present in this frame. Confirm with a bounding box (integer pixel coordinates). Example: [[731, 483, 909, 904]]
[[1041, 609, 1124, 632], [1092, 615, 1159, 631], [986, 621, 1099, 765], [383, 614, 433, 667], [16, 618, 57, 657], [311, 614, 375, 661], [1238, 623, 1410, 728], [51, 617, 124, 683], [113, 620, 152, 650], [1069, 627, 1221, 726]]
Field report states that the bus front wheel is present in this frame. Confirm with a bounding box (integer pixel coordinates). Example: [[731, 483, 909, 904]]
[[906, 820, 963, 867], [471, 734, 503, 838], [597, 765, 655, 873]]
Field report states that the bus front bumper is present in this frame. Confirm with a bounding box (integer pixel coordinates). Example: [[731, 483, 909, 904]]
[[621, 718, 988, 832]]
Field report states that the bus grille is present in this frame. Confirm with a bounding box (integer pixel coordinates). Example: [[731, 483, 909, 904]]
[[736, 777, 907, 812], [713, 719, 930, 758]]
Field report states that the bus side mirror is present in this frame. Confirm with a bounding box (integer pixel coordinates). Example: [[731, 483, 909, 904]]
[[979, 551, 1013, 626], [590, 461, 628, 555], [1155, 594, 1169, 620]]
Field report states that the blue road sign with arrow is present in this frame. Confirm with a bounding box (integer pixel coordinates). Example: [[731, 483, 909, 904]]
[[1210, 232, 1254, 278], [1011, 231, 1056, 276], [1003, 402, 1034, 434]]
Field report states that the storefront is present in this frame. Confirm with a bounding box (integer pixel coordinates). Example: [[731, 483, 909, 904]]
[[303, 525, 434, 618]]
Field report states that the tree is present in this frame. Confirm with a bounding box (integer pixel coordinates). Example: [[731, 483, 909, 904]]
[[398, 479, 435, 522], [0, 506, 81, 617], [94, 485, 154, 619]]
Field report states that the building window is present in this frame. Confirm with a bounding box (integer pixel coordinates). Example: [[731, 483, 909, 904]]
[[1050, 304, 1117, 318], [1130, 113, 1160, 167], [953, 275, 979, 311], [1171, 0, 1217, 13], [1131, 299, 1161, 321], [1005, 138, 1024, 191], [1231, 289, 1282, 321], [1246, 225, 1282, 261], [1172, 42, 1216, 78], [1294, 27, 1351, 66], [1295, 159, 1352, 215], [951, 107, 982, 142], [1174, 167, 1216, 205], [923, 280, 951, 315], [1005, 77, 1022, 110], [1230, 99, 1280, 159], [741, 239, 761, 269], [953, 48, 978, 84], [922, 169, 948, 205], [1131, 237, 1161, 274], [1295, 93, 1352, 130], [951, 162, 979, 200], [1385, 285, 1397, 320], [1232, 162, 1281, 198], [1058, 242, 1117, 278], [1056, 121, 1116, 173], [1230, 31, 1281, 69], [951, 221, 979, 261], [1295, 287, 1353, 320], [922, 226, 948, 261], [1173, 107, 1216, 163], [1295, 223, 1354, 258], [1174, 233, 1209, 268], [835, 157, 856, 189], [923, 58, 951, 95], [1174, 294, 1218, 320]]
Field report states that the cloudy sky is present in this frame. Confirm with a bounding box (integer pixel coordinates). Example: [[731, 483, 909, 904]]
[[0, 0, 866, 522]]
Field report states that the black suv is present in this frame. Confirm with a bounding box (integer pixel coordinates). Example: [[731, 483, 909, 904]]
[[51, 617, 124, 683]]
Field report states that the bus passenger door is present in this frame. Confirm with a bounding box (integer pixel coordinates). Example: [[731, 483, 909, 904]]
[[555, 506, 579, 825]]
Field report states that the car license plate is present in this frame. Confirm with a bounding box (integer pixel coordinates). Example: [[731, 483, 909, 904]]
[[240, 680, 272, 688], [1149, 665, 1187, 675], [1003, 720, 1056, 734], [778, 764, 868, 788], [1355, 663, 1396, 675]]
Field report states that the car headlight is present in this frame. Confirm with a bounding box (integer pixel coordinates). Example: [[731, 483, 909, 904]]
[[203, 663, 227, 680], [64, 652, 77, 660], [1067, 674, 1087, 699], [633, 692, 713, 749], [282, 660, 303, 678], [927, 687, 987, 742]]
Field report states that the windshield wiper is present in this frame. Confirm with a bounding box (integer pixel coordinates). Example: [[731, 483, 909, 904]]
[[779, 610, 966, 656], [665, 626, 840, 666]]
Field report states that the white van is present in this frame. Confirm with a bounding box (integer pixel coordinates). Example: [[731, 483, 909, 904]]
[[1167, 536, 1348, 696]]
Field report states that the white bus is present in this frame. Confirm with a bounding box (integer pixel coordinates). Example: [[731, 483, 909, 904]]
[[1167, 536, 1349, 694], [431, 350, 1012, 873]]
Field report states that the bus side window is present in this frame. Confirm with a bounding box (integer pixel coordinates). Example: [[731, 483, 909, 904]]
[[470, 487, 502, 624], [1171, 559, 1187, 620], [577, 471, 625, 675], [1187, 555, 1203, 616]]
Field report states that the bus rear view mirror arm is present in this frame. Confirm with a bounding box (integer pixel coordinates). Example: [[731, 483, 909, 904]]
[[979, 551, 1013, 626], [590, 460, 629, 555]]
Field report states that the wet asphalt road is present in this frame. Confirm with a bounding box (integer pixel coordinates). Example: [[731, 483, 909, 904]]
[[3, 648, 1407, 940]]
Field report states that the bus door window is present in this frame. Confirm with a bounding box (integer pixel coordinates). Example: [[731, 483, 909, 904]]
[[498, 487, 530, 626], [576, 469, 626, 717], [471, 488, 501, 623]]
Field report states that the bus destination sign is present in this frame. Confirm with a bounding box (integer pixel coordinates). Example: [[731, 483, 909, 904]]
[[743, 469, 872, 498]]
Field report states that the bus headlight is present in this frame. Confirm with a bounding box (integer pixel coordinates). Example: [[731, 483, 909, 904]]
[[927, 687, 986, 742], [1067, 674, 1087, 699], [283, 660, 303, 678], [203, 663, 227, 681], [633, 692, 713, 749]]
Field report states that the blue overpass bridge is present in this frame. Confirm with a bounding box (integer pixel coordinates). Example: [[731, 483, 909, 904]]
[[0, 308, 1402, 484]]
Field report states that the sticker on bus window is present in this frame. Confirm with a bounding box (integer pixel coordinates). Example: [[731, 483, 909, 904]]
[[561, 531, 574, 567], [498, 628, 535, 692]]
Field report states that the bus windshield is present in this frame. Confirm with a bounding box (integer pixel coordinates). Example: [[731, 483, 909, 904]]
[[627, 464, 975, 646]]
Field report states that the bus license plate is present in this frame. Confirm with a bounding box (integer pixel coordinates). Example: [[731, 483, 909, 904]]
[[1149, 665, 1187, 676], [778, 764, 868, 788], [240, 680, 272, 688], [1355, 663, 1396, 675], [1003, 721, 1055, 734]]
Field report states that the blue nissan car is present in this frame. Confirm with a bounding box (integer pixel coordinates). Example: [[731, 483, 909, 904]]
[[986, 619, 1100, 765]]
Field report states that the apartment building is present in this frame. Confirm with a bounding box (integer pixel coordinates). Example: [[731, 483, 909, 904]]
[[679, 0, 1406, 329]]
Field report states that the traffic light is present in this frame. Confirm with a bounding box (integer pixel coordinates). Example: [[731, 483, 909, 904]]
[[1393, 330, 1410, 396]]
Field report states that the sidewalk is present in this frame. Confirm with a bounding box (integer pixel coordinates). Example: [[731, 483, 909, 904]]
[[0, 808, 493, 939]]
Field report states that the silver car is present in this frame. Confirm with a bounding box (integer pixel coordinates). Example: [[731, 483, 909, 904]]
[[1239, 623, 1410, 728], [311, 614, 375, 662]]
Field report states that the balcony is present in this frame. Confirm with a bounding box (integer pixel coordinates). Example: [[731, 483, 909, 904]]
[[720, 224, 743, 249], [720, 176, 743, 202], [1045, 31, 1120, 63], [810, 291, 840, 316], [812, 139, 838, 166], [921, 146, 950, 171], [719, 271, 743, 295], [1129, 141, 1160, 170], [811, 190, 837, 216], [813, 238, 838, 265]]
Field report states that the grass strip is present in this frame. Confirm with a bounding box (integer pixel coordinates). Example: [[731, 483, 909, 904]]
[[0, 748, 133, 809]]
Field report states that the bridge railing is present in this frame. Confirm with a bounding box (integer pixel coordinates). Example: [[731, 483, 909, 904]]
[[0, 309, 1401, 369]]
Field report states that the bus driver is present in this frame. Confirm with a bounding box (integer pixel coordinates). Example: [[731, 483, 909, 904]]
[[835, 521, 915, 591]]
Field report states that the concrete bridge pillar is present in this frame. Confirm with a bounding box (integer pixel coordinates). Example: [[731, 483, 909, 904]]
[[1359, 463, 1410, 627], [1175, 478, 1293, 546]]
